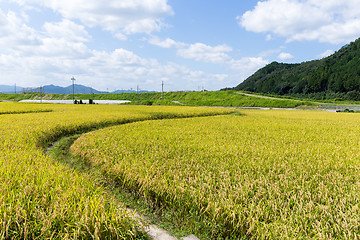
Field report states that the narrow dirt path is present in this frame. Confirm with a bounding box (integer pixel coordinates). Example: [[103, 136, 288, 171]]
[[46, 131, 200, 240]]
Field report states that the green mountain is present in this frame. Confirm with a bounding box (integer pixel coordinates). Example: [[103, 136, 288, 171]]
[[233, 38, 360, 99]]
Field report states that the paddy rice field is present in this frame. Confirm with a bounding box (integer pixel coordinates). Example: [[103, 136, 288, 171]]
[[1, 102, 360, 239]]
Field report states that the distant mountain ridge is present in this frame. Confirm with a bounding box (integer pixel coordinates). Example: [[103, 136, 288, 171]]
[[0, 84, 154, 94], [0, 85, 23, 93], [233, 37, 360, 99]]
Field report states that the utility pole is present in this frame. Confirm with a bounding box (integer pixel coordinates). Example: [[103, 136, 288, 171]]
[[14, 83, 16, 94], [40, 86, 43, 103], [71, 76, 76, 102], [137, 85, 139, 105], [91, 87, 93, 101], [162, 81, 164, 100]]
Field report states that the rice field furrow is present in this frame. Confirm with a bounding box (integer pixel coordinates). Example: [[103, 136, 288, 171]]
[[0, 102, 233, 239], [71, 110, 360, 239]]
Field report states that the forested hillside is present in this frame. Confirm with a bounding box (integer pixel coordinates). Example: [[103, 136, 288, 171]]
[[234, 37, 360, 100]]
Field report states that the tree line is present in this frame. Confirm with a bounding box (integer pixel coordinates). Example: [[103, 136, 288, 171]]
[[232, 37, 360, 100]]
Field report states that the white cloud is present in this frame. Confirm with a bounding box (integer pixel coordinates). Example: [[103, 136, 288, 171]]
[[317, 49, 334, 59], [0, 3, 269, 91], [278, 52, 294, 61], [0, 10, 41, 50], [230, 57, 269, 77], [36, 38, 91, 58], [259, 48, 281, 58], [0, 45, 228, 91], [149, 36, 186, 48], [239, 0, 360, 44], [9, 0, 173, 37], [148, 37, 269, 88], [177, 43, 233, 64], [43, 19, 90, 42], [176, 42, 268, 79], [0, 10, 229, 91], [74, 51, 231, 91]]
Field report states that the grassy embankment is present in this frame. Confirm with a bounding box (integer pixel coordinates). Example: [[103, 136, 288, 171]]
[[0, 91, 315, 108], [0, 103, 234, 239], [71, 110, 360, 239]]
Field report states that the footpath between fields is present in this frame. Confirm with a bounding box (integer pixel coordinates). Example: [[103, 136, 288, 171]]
[[45, 113, 238, 240]]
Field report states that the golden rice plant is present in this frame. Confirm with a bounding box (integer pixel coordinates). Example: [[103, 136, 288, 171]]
[[0, 102, 52, 114], [72, 109, 360, 239], [0, 103, 233, 239]]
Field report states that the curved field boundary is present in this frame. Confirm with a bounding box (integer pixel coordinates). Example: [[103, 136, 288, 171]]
[[71, 110, 360, 239], [0, 104, 235, 239], [0, 109, 53, 115], [0, 102, 53, 115], [0, 102, 52, 114]]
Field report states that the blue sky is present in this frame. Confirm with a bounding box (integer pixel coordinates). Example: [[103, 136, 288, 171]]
[[0, 0, 359, 91]]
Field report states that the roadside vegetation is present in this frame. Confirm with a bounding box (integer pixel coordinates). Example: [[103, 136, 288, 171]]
[[0, 90, 314, 108], [0, 103, 234, 239], [72, 110, 360, 239]]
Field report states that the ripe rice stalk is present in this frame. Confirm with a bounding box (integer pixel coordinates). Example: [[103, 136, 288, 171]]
[[72, 110, 360, 238]]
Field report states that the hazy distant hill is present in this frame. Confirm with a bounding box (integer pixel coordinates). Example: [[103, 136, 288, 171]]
[[43, 84, 69, 94], [0, 84, 154, 94], [0, 84, 101, 94], [0, 85, 23, 93], [233, 37, 360, 99], [64, 84, 104, 94]]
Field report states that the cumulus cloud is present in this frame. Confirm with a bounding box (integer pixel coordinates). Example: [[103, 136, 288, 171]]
[[278, 52, 294, 61], [0, 10, 41, 50], [266, 34, 273, 41], [230, 57, 269, 76], [9, 0, 173, 37], [0, 10, 91, 59], [149, 36, 186, 48], [239, 0, 360, 44], [43, 19, 90, 42], [176, 42, 268, 77], [0, 2, 269, 91], [177, 43, 233, 64], [317, 49, 334, 59], [0, 10, 228, 91], [0, 44, 225, 91]]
